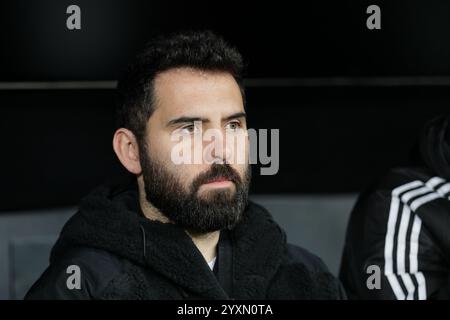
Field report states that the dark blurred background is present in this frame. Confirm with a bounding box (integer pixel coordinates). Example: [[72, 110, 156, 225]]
[[1, 0, 450, 298]]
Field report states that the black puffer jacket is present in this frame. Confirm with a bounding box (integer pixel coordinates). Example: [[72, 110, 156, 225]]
[[25, 176, 345, 300]]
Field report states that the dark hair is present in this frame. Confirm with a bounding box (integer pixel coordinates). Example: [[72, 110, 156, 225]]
[[116, 30, 245, 143]]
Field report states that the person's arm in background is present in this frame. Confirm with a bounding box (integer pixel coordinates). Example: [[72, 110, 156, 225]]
[[340, 177, 450, 299]]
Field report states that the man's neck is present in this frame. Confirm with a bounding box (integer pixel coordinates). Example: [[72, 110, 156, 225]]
[[187, 230, 220, 263], [138, 180, 219, 263]]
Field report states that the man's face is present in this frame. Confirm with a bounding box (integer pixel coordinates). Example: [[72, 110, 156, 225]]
[[139, 67, 251, 234]]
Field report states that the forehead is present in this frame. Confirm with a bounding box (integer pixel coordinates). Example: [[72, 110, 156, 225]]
[[152, 67, 244, 121]]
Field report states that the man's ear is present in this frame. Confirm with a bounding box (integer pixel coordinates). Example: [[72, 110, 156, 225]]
[[112, 128, 142, 175]]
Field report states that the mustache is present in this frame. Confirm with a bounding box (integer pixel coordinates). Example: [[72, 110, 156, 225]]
[[191, 164, 243, 191]]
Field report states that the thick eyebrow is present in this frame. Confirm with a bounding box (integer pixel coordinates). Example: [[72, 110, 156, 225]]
[[166, 112, 247, 127], [224, 112, 247, 122], [166, 116, 209, 127]]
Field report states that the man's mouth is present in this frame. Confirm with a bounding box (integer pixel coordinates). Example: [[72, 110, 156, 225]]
[[203, 177, 233, 187]]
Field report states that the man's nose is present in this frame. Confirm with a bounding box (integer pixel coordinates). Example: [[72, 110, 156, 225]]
[[203, 128, 232, 164]]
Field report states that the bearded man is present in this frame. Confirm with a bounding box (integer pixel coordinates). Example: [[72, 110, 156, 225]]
[[25, 30, 344, 300]]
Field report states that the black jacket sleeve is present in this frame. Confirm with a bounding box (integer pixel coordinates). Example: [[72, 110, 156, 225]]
[[286, 244, 347, 300], [340, 182, 450, 300], [24, 248, 123, 300]]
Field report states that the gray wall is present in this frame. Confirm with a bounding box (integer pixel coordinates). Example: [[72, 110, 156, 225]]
[[0, 195, 355, 299], [0, 208, 74, 300]]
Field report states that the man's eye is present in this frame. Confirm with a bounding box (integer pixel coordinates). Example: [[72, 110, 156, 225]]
[[181, 124, 198, 134], [226, 121, 241, 131]]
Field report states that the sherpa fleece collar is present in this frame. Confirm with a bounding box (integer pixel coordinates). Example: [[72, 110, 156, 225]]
[[50, 175, 286, 298]]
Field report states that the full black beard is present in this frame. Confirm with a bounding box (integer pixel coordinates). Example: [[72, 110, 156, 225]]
[[139, 142, 251, 234]]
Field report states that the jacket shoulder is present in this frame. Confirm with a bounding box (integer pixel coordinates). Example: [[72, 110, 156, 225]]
[[25, 247, 125, 300], [350, 166, 436, 220], [268, 244, 345, 299], [374, 166, 434, 192], [285, 244, 331, 274]]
